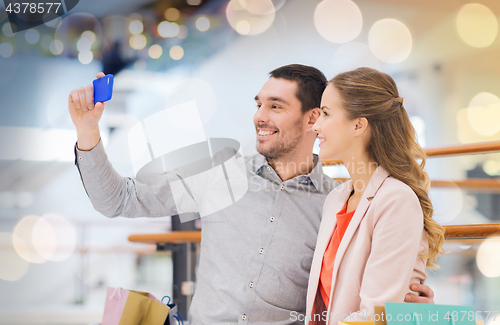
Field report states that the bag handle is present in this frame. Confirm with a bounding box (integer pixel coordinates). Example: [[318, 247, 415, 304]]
[[109, 287, 122, 300]]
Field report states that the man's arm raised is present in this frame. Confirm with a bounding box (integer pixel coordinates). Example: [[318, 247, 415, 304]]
[[68, 72, 106, 151], [69, 72, 184, 219]]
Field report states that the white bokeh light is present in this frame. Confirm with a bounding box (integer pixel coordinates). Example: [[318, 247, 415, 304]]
[[158, 21, 180, 38], [226, 0, 275, 36], [129, 34, 147, 50], [81, 30, 96, 44], [477, 236, 500, 278], [170, 45, 184, 60], [0, 232, 30, 281], [148, 44, 163, 59], [314, 0, 362, 43], [77, 37, 92, 52], [128, 19, 144, 35], [368, 19, 412, 63], [13, 215, 47, 264], [25, 29, 40, 44], [0, 43, 14, 58], [196, 16, 210, 32], [467, 92, 500, 136], [78, 50, 93, 64], [49, 40, 64, 55], [457, 3, 498, 48], [39, 214, 77, 262], [2, 22, 15, 37]]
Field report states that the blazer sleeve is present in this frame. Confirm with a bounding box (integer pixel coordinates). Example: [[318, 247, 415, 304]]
[[358, 182, 425, 315]]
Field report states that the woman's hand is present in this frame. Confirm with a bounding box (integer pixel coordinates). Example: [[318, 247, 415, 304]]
[[405, 283, 435, 304]]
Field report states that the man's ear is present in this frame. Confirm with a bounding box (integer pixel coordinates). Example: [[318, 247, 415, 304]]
[[307, 108, 321, 129]]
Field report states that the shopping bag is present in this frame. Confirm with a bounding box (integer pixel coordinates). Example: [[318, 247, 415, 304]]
[[338, 302, 483, 325], [161, 296, 184, 325], [102, 287, 170, 325]]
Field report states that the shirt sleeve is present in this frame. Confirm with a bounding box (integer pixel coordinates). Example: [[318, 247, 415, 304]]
[[357, 184, 426, 316], [74, 139, 182, 218]]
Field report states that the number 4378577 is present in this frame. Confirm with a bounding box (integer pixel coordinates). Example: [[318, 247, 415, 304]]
[[5, 2, 62, 14]]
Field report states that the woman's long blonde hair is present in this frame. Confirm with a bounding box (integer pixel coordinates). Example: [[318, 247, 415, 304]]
[[331, 67, 445, 268]]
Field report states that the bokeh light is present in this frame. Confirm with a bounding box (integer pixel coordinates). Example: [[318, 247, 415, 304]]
[[129, 34, 147, 50], [49, 39, 64, 55], [165, 8, 181, 21], [483, 160, 500, 176], [2, 22, 15, 37], [178, 25, 189, 39], [187, 0, 202, 5], [476, 236, 500, 277], [170, 45, 184, 60], [456, 3, 498, 48], [0, 191, 15, 208], [196, 16, 210, 32], [32, 217, 56, 261], [466, 92, 500, 136], [368, 18, 412, 63], [314, 0, 362, 43], [78, 51, 93, 64], [158, 21, 180, 38], [81, 30, 96, 44], [0, 232, 30, 281], [148, 44, 163, 59], [39, 214, 77, 262], [0, 43, 14, 58], [13, 215, 47, 263], [128, 19, 144, 35], [77, 37, 92, 52], [226, 0, 275, 36], [24, 29, 40, 44]]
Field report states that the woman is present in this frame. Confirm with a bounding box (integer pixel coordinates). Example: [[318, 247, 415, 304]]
[[307, 67, 444, 324]]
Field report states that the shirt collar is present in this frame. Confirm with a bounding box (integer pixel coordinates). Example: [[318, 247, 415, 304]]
[[254, 154, 326, 191]]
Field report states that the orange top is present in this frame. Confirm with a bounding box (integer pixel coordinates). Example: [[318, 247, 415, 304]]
[[318, 201, 356, 307]]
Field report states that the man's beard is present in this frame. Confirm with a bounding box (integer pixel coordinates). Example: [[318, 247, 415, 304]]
[[256, 117, 304, 160]]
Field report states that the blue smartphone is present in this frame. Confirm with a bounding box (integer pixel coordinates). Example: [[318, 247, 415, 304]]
[[93, 74, 114, 104]]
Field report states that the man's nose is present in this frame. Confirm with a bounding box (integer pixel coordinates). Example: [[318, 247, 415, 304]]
[[254, 106, 269, 123]]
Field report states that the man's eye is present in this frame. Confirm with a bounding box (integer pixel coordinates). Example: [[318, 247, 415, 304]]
[[271, 105, 281, 109]]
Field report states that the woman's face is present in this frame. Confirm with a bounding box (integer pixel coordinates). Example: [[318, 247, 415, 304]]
[[312, 83, 358, 161]]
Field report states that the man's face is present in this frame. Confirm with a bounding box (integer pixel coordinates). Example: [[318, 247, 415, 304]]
[[253, 77, 306, 160]]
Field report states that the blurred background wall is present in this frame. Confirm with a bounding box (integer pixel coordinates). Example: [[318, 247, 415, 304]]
[[0, 0, 500, 324]]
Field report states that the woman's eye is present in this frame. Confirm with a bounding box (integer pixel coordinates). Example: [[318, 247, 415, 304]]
[[322, 111, 328, 116], [256, 104, 262, 109]]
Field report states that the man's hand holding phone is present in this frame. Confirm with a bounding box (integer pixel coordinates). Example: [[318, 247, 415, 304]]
[[68, 72, 112, 151]]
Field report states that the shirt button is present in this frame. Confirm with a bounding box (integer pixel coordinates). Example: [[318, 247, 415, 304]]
[[280, 184, 285, 190], [242, 314, 247, 320], [249, 282, 254, 288], [267, 166, 271, 171], [78, 157, 82, 160], [270, 216, 275, 222], [259, 248, 264, 254]]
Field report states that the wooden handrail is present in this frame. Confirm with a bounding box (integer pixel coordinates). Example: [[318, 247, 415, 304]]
[[332, 178, 500, 192], [322, 141, 500, 166], [444, 224, 500, 240], [128, 224, 500, 245], [128, 231, 201, 244]]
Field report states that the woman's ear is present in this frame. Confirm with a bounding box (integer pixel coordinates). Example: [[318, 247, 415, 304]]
[[353, 117, 369, 136], [307, 108, 321, 128]]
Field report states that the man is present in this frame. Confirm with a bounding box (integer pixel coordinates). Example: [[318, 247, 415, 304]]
[[69, 65, 433, 324]]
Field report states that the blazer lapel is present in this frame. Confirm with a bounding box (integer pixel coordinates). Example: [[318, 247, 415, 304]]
[[326, 166, 390, 316], [307, 180, 353, 314]]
